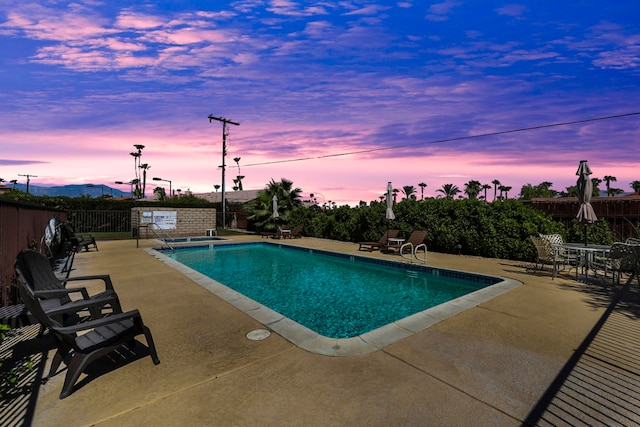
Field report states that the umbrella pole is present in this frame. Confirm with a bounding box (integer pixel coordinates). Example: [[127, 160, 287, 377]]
[[583, 226, 588, 246]]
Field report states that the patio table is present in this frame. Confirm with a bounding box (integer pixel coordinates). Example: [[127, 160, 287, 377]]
[[556, 243, 610, 281]]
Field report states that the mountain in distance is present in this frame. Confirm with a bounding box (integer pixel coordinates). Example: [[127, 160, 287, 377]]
[[7, 183, 131, 198]]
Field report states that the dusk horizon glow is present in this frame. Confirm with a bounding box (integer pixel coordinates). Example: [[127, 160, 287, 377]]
[[1, 1, 639, 205]]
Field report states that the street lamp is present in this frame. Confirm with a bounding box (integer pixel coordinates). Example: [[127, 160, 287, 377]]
[[115, 181, 134, 197], [152, 177, 172, 198]]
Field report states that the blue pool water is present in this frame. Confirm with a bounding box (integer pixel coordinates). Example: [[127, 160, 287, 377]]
[[168, 243, 500, 339]]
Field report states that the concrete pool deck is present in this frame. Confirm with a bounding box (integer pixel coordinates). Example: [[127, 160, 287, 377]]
[[20, 235, 640, 425]]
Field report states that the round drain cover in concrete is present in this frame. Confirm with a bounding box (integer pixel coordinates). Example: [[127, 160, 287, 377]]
[[246, 329, 271, 341]]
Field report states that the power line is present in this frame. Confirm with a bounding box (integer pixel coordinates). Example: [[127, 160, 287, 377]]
[[243, 111, 640, 167]]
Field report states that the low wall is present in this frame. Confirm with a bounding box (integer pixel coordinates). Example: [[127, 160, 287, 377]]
[[131, 207, 217, 238]]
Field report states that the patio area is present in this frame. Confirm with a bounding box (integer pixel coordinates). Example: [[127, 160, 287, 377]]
[[3, 235, 639, 426]]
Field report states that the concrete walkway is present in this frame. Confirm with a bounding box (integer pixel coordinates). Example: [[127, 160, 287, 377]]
[[14, 236, 640, 426]]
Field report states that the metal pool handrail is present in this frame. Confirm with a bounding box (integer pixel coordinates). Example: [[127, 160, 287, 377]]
[[149, 223, 175, 252]]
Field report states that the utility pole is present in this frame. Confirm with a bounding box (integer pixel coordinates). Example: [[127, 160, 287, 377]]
[[208, 115, 239, 229], [18, 174, 38, 194]]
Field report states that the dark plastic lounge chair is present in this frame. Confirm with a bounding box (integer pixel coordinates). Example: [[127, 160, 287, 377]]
[[15, 271, 160, 399], [285, 224, 304, 239], [14, 250, 121, 328], [62, 224, 98, 252], [15, 251, 160, 399], [385, 230, 428, 255], [358, 230, 399, 252], [40, 218, 76, 277]]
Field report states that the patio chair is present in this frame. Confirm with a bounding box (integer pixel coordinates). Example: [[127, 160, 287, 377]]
[[594, 242, 640, 286], [286, 224, 304, 239], [40, 218, 76, 277], [16, 272, 160, 399], [61, 224, 98, 252], [14, 249, 121, 328], [539, 234, 577, 277], [358, 230, 399, 252], [529, 235, 558, 278], [385, 230, 427, 256]]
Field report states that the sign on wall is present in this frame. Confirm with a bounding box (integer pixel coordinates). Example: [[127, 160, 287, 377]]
[[153, 211, 177, 229], [141, 211, 153, 224]]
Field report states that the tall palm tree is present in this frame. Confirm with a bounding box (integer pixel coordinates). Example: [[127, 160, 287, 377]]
[[481, 183, 491, 201], [402, 185, 416, 200], [418, 182, 427, 200], [129, 144, 145, 198], [139, 163, 150, 198], [630, 180, 640, 194], [436, 183, 461, 199], [464, 180, 482, 199], [492, 179, 501, 202], [603, 175, 617, 197]]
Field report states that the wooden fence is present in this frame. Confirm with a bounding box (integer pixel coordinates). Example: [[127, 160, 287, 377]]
[[0, 199, 67, 306], [531, 195, 640, 241]]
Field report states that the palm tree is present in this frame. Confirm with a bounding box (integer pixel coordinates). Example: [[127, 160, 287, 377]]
[[418, 182, 427, 200], [464, 180, 481, 199], [499, 185, 512, 199], [139, 163, 150, 198], [603, 175, 617, 197], [481, 183, 491, 201], [153, 186, 166, 201], [492, 179, 501, 202], [591, 177, 602, 197], [129, 144, 145, 198], [392, 188, 399, 203], [402, 185, 416, 200], [630, 180, 640, 194], [213, 184, 220, 192], [10, 179, 17, 189], [247, 178, 302, 231], [436, 183, 461, 199]]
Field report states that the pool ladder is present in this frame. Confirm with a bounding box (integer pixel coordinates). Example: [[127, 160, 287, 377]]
[[399, 242, 427, 264], [149, 223, 175, 252]]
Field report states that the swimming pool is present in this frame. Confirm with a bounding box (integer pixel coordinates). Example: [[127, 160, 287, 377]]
[[149, 242, 520, 355]]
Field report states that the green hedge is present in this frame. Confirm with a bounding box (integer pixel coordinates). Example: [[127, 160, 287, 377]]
[[288, 198, 613, 262]]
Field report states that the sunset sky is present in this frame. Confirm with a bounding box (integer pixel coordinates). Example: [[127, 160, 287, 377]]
[[1, 1, 639, 205]]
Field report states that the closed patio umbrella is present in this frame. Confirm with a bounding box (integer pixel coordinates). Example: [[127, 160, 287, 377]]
[[576, 160, 597, 245], [386, 182, 395, 221], [272, 194, 279, 218]]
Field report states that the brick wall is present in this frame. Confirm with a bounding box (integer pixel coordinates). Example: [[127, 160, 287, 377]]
[[131, 207, 217, 238]]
